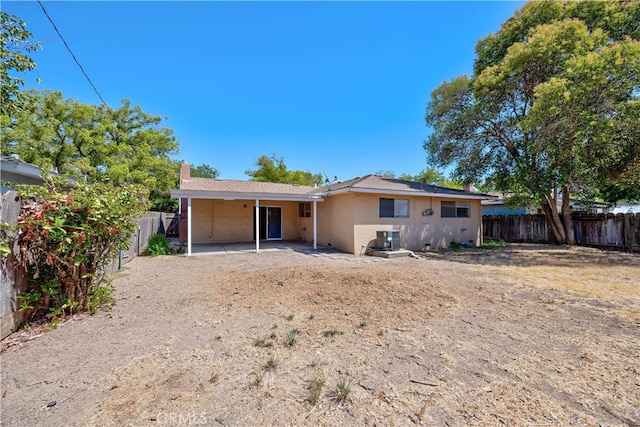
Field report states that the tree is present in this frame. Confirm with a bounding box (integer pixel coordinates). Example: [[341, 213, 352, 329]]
[[0, 11, 41, 117], [1, 90, 180, 211], [374, 170, 396, 178], [425, 0, 640, 244], [245, 155, 322, 186], [191, 164, 220, 179], [398, 168, 463, 189]]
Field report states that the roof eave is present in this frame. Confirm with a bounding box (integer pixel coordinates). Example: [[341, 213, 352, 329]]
[[317, 187, 495, 200], [170, 189, 324, 202]]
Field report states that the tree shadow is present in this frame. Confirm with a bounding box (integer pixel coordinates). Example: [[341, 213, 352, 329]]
[[424, 243, 640, 268]]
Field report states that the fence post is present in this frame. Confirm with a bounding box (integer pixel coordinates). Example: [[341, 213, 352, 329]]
[[1, 191, 29, 339]]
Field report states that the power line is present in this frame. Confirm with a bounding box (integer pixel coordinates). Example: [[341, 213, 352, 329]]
[[36, 0, 108, 107]]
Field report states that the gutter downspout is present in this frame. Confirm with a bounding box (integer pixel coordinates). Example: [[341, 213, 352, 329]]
[[313, 199, 317, 250]]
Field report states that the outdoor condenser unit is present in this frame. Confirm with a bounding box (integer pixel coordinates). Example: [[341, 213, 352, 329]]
[[376, 230, 400, 251]]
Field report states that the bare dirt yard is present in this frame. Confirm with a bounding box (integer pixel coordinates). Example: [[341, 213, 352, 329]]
[[1, 244, 639, 426]]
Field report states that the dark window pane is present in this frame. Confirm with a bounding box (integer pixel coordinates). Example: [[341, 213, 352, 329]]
[[380, 198, 394, 217], [441, 201, 455, 218]]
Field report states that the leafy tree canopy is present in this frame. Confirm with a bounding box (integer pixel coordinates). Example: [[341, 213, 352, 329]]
[[0, 11, 41, 117], [191, 163, 220, 179], [245, 155, 322, 186], [398, 168, 463, 189], [425, 0, 640, 244], [1, 90, 180, 211]]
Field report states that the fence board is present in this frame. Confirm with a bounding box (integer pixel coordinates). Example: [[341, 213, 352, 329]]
[[483, 213, 640, 251]]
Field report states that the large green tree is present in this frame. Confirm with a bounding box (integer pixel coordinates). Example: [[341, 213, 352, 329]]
[[425, 0, 640, 244], [398, 168, 463, 189], [191, 163, 220, 179], [0, 11, 40, 117], [245, 155, 322, 186], [2, 90, 180, 210]]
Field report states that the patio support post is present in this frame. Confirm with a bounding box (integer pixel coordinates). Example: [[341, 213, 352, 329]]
[[313, 199, 317, 250], [255, 199, 260, 254], [187, 197, 192, 256]]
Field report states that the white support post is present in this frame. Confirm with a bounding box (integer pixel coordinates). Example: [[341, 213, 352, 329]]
[[255, 199, 260, 254], [187, 197, 192, 256], [313, 199, 317, 250]]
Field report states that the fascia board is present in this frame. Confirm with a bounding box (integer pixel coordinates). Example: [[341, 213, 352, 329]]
[[170, 189, 324, 202]]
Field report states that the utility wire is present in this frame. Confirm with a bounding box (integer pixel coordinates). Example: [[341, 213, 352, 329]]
[[36, 0, 108, 107]]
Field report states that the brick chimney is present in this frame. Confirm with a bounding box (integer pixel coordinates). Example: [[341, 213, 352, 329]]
[[180, 162, 191, 185], [463, 182, 474, 192]]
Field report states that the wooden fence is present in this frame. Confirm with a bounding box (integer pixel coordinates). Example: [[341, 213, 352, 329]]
[[483, 213, 640, 251], [0, 190, 176, 339]]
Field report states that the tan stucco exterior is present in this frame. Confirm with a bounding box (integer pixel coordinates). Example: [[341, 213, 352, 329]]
[[317, 193, 483, 254], [185, 193, 483, 252], [188, 199, 312, 244]]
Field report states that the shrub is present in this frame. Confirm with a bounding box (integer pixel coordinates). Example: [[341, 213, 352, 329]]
[[3, 178, 147, 321], [147, 233, 171, 256]]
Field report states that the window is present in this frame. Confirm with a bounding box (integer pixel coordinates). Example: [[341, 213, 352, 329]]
[[379, 198, 409, 218], [298, 202, 311, 217], [441, 201, 470, 218]]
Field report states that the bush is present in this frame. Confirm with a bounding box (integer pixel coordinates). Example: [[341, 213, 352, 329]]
[[147, 233, 171, 256], [3, 178, 147, 321]]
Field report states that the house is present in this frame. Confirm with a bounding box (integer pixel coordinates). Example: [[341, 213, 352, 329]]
[[0, 155, 75, 194], [170, 163, 495, 255], [482, 196, 610, 216], [611, 202, 640, 214]]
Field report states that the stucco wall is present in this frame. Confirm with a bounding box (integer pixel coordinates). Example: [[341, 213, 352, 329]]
[[190, 199, 305, 244], [317, 193, 355, 253], [318, 192, 483, 254]]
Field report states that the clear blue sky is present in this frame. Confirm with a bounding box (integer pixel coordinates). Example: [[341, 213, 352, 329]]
[[6, 1, 525, 181]]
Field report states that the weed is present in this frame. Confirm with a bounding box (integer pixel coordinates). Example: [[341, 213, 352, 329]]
[[147, 233, 171, 256], [331, 377, 351, 403], [358, 321, 368, 329], [323, 328, 343, 338], [378, 329, 385, 336], [286, 314, 294, 321], [263, 356, 278, 372], [308, 371, 325, 405], [251, 370, 264, 388], [480, 239, 507, 249], [253, 337, 273, 348], [87, 282, 115, 312], [269, 332, 277, 340], [285, 328, 299, 347]]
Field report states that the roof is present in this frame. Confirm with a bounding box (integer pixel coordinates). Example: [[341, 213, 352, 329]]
[[171, 177, 321, 201], [172, 174, 494, 201], [312, 175, 494, 200]]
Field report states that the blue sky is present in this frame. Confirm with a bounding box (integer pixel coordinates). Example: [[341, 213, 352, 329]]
[[6, 1, 525, 181]]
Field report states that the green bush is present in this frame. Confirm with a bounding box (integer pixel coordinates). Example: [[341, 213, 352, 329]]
[[2, 178, 147, 321], [147, 233, 171, 256]]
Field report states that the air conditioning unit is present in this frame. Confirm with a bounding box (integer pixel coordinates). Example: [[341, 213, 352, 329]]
[[376, 230, 400, 251]]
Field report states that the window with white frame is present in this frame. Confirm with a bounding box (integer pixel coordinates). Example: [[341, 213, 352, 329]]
[[441, 201, 470, 218], [379, 198, 409, 218]]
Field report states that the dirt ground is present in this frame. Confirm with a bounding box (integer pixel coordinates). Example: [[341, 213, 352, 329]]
[[1, 244, 639, 426]]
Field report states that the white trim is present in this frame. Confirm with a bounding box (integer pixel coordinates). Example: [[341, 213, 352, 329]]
[[187, 197, 192, 256], [255, 199, 260, 253], [171, 189, 324, 202]]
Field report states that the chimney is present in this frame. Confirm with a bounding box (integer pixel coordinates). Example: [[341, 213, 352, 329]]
[[180, 162, 191, 182], [463, 182, 474, 192]]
